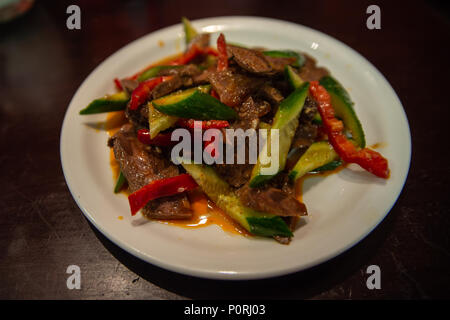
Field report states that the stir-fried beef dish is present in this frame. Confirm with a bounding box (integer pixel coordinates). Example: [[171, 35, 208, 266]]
[[80, 18, 390, 244]]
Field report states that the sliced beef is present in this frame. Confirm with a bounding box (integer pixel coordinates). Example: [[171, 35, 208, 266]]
[[109, 124, 191, 219], [236, 96, 271, 121], [125, 105, 148, 129], [227, 45, 272, 74], [264, 55, 297, 73], [120, 79, 139, 95], [192, 68, 213, 85], [214, 96, 271, 188], [188, 33, 210, 49], [207, 70, 263, 107], [151, 75, 184, 99], [298, 53, 330, 82], [258, 84, 284, 105], [291, 97, 319, 150], [214, 163, 254, 188], [227, 45, 296, 75], [157, 64, 202, 78], [237, 184, 307, 217]]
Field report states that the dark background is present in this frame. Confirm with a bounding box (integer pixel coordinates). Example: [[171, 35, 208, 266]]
[[1, 0, 449, 299]]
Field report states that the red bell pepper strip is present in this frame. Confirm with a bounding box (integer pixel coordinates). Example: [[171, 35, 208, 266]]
[[128, 174, 198, 216], [176, 119, 229, 130], [114, 78, 123, 91], [210, 89, 220, 99], [216, 33, 228, 71], [309, 81, 390, 178], [137, 129, 177, 146], [169, 44, 204, 66], [203, 47, 219, 57], [128, 76, 166, 110]]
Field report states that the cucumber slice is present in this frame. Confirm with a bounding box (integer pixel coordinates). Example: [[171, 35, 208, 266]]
[[181, 162, 293, 237], [148, 103, 179, 138], [250, 82, 310, 187], [310, 160, 343, 173], [263, 50, 305, 68], [250, 118, 299, 187], [148, 85, 212, 138], [114, 171, 127, 193], [288, 141, 339, 181], [152, 87, 237, 120], [182, 17, 198, 45], [285, 65, 304, 90], [319, 76, 366, 148], [79, 91, 129, 115]]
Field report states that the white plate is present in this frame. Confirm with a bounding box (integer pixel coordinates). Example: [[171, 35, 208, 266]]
[[60, 16, 411, 280]]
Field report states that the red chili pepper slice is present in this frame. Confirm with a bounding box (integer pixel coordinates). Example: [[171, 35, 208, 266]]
[[210, 89, 220, 99], [203, 47, 219, 57], [176, 119, 229, 130], [128, 174, 198, 216], [216, 33, 228, 71], [114, 78, 123, 91], [137, 129, 177, 146], [169, 44, 204, 66], [309, 81, 390, 178], [128, 77, 165, 110]]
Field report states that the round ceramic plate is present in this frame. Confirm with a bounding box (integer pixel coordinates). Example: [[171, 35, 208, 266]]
[[60, 17, 411, 280]]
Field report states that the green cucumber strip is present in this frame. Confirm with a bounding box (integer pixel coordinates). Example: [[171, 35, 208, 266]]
[[79, 91, 129, 115], [152, 87, 237, 120], [310, 160, 343, 173], [148, 103, 179, 139], [319, 76, 366, 148], [247, 216, 293, 238], [288, 141, 339, 181], [285, 65, 304, 90], [263, 50, 305, 67], [250, 118, 299, 187], [250, 82, 310, 188], [114, 171, 127, 193], [182, 17, 198, 45], [148, 85, 211, 138], [181, 162, 292, 238], [137, 65, 181, 82], [272, 82, 310, 129]]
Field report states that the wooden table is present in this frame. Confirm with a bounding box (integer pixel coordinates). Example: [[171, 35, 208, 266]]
[[1, 0, 449, 299]]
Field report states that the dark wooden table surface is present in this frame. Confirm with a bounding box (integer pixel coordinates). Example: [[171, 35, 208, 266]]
[[1, 0, 449, 299]]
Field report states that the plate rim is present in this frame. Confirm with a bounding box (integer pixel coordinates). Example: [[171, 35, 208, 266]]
[[60, 16, 412, 280]]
